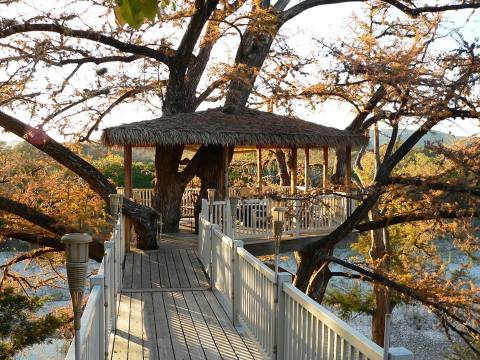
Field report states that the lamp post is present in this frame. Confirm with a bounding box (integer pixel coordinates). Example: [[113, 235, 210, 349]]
[[271, 206, 287, 277], [207, 188, 216, 223], [108, 193, 123, 217], [62, 233, 92, 360], [229, 197, 239, 239]]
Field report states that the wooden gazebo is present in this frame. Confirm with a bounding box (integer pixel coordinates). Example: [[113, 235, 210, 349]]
[[102, 107, 367, 199]]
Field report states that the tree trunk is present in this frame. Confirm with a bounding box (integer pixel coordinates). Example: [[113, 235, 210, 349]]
[[193, 145, 232, 232], [372, 284, 390, 345], [369, 123, 391, 346], [153, 145, 185, 233], [294, 243, 335, 302], [273, 150, 290, 186], [331, 147, 346, 185]]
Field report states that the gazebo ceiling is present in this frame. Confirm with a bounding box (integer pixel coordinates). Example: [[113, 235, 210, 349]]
[[101, 107, 367, 148]]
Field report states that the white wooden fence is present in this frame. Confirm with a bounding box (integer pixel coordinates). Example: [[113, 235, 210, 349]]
[[65, 216, 125, 360], [125, 187, 352, 237], [119, 187, 201, 218], [199, 210, 413, 360], [204, 194, 355, 240]]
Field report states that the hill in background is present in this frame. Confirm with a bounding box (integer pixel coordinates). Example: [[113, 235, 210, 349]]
[[368, 128, 466, 149]]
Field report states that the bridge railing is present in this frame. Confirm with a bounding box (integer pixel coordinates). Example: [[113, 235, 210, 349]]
[[65, 215, 125, 360], [204, 194, 355, 240], [124, 187, 353, 233], [199, 210, 413, 360]]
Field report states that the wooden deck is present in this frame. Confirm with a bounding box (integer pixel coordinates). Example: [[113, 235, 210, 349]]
[[110, 231, 264, 359]]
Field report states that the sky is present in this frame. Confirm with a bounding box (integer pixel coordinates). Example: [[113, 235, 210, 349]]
[[1, 1, 479, 144]]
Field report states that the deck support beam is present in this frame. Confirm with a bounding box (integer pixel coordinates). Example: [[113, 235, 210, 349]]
[[304, 147, 310, 190], [323, 146, 329, 189], [290, 146, 297, 195], [257, 147, 262, 193], [124, 144, 132, 251]]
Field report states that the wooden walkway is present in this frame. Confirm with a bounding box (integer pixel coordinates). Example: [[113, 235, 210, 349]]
[[110, 231, 264, 359]]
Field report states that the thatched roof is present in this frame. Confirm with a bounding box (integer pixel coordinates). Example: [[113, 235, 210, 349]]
[[102, 107, 367, 148]]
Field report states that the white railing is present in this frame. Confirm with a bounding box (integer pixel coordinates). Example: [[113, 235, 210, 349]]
[[229, 194, 355, 239], [123, 187, 352, 236], [212, 226, 235, 308], [182, 187, 200, 218], [198, 209, 413, 360], [283, 283, 385, 360], [236, 246, 280, 355], [235, 198, 271, 238], [65, 215, 125, 360], [132, 188, 153, 207], [120, 187, 200, 218]]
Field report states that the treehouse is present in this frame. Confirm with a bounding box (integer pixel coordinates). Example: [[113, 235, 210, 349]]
[[102, 107, 367, 243], [69, 111, 413, 360]]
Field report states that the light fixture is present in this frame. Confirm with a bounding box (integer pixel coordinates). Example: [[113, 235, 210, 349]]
[[108, 193, 123, 216], [62, 233, 92, 360], [229, 197, 239, 238], [207, 188, 216, 205], [271, 206, 287, 276]]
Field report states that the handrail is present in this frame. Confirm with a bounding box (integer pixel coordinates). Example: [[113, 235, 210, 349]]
[[198, 208, 413, 360], [236, 247, 276, 283], [65, 215, 125, 360], [283, 283, 384, 360]]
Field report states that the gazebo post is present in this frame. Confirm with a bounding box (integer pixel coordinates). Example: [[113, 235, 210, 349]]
[[304, 147, 310, 190], [223, 145, 229, 200], [123, 144, 132, 251], [256, 147, 262, 193], [290, 146, 297, 195], [323, 146, 329, 190]]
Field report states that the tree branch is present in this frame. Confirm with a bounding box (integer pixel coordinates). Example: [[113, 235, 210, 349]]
[[0, 23, 173, 65], [0, 196, 104, 261], [0, 110, 116, 199], [384, 177, 480, 197], [354, 209, 480, 232], [281, 0, 363, 23], [320, 255, 480, 337], [194, 79, 226, 108], [382, 0, 480, 16], [80, 88, 145, 141]]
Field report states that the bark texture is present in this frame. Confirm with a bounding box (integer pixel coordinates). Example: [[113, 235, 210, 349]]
[[0, 110, 158, 249], [0, 196, 104, 261], [153, 145, 185, 232]]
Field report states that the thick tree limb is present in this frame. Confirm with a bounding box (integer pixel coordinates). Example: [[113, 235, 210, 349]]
[[2, 231, 66, 250], [321, 255, 480, 337], [0, 196, 105, 261], [384, 177, 480, 196], [382, 0, 480, 16], [0, 23, 173, 65], [0, 196, 70, 235], [53, 55, 142, 66], [0, 110, 158, 249], [0, 110, 116, 198], [354, 209, 480, 232], [281, 0, 363, 22]]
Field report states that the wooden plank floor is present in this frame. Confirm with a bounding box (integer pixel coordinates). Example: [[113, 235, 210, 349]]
[[110, 231, 264, 359]]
